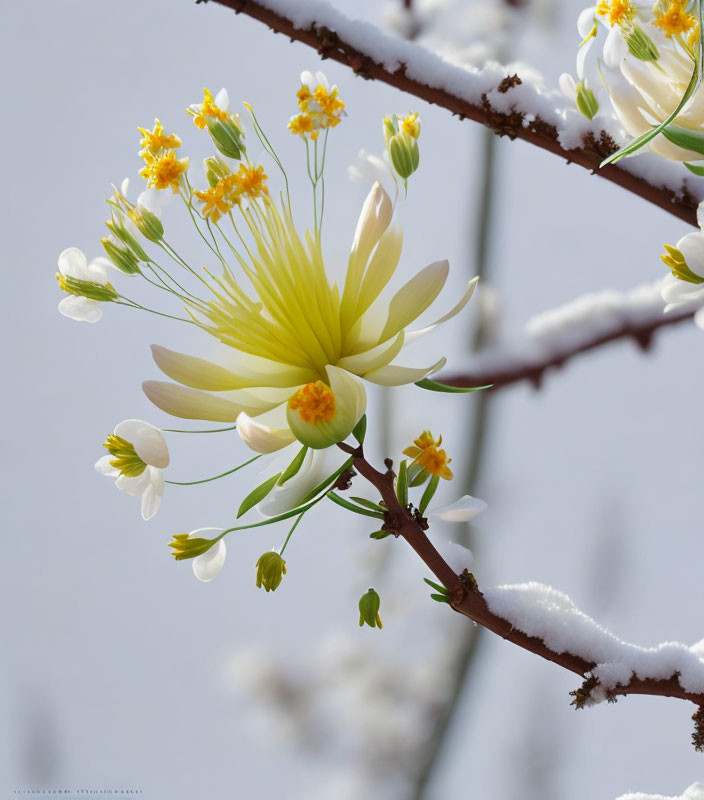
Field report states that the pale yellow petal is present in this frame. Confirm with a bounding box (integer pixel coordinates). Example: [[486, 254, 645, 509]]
[[237, 409, 296, 453], [405, 277, 478, 343], [378, 260, 449, 343], [336, 331, 405, 375], [363, 357, 447, 387], [354, 226, 403, 319], [142, 381, 274, 421]]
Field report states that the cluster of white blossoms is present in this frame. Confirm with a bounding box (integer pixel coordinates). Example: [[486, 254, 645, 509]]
[[564, 1, 704, 163], [56, 72, 487, 607]]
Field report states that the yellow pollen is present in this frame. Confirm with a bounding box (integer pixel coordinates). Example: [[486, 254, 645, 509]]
[[137, 119, 182, 156], [288, 381, 336, 424], [288, 112, 315, 137], [233, 164, 269, 199], [190, 87, 230, 129], [401, 113, 421, 138], [597, 0, 635, 27], [140, 151, 189, 193], [654, 0, 696, 37]]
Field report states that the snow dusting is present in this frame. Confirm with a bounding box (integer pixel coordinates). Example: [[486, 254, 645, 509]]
[[615, 784, 704, 800], [484, 583, 704, 696], [257, 0, 704, 203]]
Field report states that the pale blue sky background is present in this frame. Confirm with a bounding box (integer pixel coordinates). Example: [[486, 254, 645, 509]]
[[2, 0, 703, 797]]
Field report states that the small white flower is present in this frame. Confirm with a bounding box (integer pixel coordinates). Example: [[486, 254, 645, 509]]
[[57, 247, 114, 323], [189, 529, 227, 582], [95, 419, 169, 520], [430, 494, 488, 573], [661, 201, 704, 326]]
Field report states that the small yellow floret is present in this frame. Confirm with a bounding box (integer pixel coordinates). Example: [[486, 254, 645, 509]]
[[193, 183, 234, 223], [403, 430, 453, 480], [288, 381, 336, 424], [189, 87, 230, 129], [596, 0, 635, 27], [288, 112, 315, 137], [654, 0, 696, 37], [141, 151, 189, 193], [233, 164, 269, 199], [290, 80, 345, 139], [401, 113, 421, 139], [138, 119, 182, 156]]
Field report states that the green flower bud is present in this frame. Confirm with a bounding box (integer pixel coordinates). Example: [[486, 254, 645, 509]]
[[207, 118, 246, 160], [358, 588, 383, 629], [131, 207, 164, 243], [576, 82, 599, 120], [101, 237, 140, 275], [105, 218, 149, 262], [255, 551, 287, 592], [56, 273, 118, 302], [388, 131, 420, 180], [626, 26, 659, 62], [204, 156, 232, 188]]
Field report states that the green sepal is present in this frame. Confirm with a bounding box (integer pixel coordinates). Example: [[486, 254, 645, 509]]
[[328, 492, 386, 519], [685, 161, 704, 175], [169, 533, 216, 561], [626, 25, 659, 62], [237, 473, 281, 518], [408, 464, 430, 487], [418, 474, 440, 515], [358, 588, 382, 629], [369, 530, 391, 539], [352, 414, 367, 444], [58, 275, 118, 302], [415, 378, 492, 393], [396, 459, 408, 507], [576, 83, 599, 120], [278, 446, 308, 486]]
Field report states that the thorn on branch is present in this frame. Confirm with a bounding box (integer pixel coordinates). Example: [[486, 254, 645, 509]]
[[497, 74, 522, 93], [334, 468, 356, 491], [582, 130, 618, 160], [570, 674, 600, 709], [632, 330, 654, 352], [481, 92, 524, 140], [692, 706, 704, 752]]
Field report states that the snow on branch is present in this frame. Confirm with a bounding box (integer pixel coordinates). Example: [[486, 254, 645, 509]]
[[205, 0, 703, 225], [440, 280, 700, 392], [615, 784, 704, 800]]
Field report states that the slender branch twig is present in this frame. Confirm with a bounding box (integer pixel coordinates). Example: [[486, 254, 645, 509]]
[[203, 0, 701, 226], [440, 304, 696, 392], [338, 441, 704, 714]]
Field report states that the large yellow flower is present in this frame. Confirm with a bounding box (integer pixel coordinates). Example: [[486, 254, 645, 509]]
[[143, 183, 477, 452]]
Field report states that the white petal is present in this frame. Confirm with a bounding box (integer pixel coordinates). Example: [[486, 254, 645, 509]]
[[120, 177, 130, 197], [142, 381, 276, 421], [137, 188, 164, 216], [347, 149, 395, 195], [697, 201, 704, 233], [237, 410, 296, 454], [259, 449, 343, 517], [694, 306, 704, 330], [315, 71, 330, 91], [577, 6, 596, 37], [348, 182, 393, 278], [326, 364, 367, 426], [363, 357, 447, 387], [678, 232, 704, 278], [336, 332, 405, 375], [95, 455, 119, 477], [576, 41, 593, 80], [140, 468, 164, 520], [405, 277, 478, 344], [215, 88, 229, 110], [440, 540, 474, 573], [114, 419, 170, 468], [116, 471, 151, 497], [559, 73, 578, 102], [431, 495, 488, 522], [300, 70, 315, 89], [379, 260, 449, 342], [58, 247, 88, 278], [193, 538, 227, 582], [58, 295, 102, 323], [603, 24, 627, 68]]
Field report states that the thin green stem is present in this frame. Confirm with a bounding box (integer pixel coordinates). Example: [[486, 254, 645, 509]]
[[162, 424, 238, 434], [165, 454, 262, 486], [279, 512, 304, 556], [114, 298, 196, 325]]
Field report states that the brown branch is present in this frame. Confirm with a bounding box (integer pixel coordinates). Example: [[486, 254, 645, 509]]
[[204, 0, 700, 226], [439, 304, 696, 392], [339, 443, 704, 734]]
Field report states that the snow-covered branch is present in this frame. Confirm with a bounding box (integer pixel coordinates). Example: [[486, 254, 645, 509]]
[[204, 0, 703, 225], [441, 280, 700, 392], [340, 442, 704, 748]]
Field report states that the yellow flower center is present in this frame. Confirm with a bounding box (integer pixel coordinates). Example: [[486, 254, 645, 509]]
[[654, 0, 696, 37], [233, 164, 269, 198], [141, 151, 189, 193], [416, 446, 453, 481], [288, 381, 336, 424], [597, 0, 635, 27], [103, 434, 147, 478], [138, 119, 182, 155], [289, 81, 345, 139], [401, 113, 421, 138], [190, 88, 230, 129]]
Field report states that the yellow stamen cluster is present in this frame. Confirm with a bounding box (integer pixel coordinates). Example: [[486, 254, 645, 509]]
[[102, 434, 147, 478], [654, 0, 696, 37], [288, 82, 345, 140], [403, 431, 453, 481], [193, 164, 269, 223], [596, 0, 635, 27], [138, 119, 189, 194], [188, 88, 232, 130], [400, 113, 421, 139], [137, 119, 182, 157], [288, 381, 336, 424]]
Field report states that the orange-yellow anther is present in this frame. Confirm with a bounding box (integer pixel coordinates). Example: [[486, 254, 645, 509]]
[[288, 381, 336, 424]]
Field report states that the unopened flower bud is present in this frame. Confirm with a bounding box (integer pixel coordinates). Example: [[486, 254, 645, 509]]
[[255, 551, 287, 592], [101, 237, 141, 275], [358, 588, 383, 629], [388, 132, 420, 180], [56, 273, 118, 302], [204, 156, 232, 188], [575, 82, 599, 120], [105, 218, 149, 262], [207, 117, 246, 160], [626, 26, 659, 62], [131, 207, 164, 243]]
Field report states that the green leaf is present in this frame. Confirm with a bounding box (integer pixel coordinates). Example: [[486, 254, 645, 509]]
[[327, 492, 386, 519], [407, 464, 429, 487], [601, 8, 704, 167], [369, 530, 391, 539], [430, 593, 452, 604], [418, 474, 440, 515], [237, 473, 281, 518], [396, 459, 408, 507], [278, 446, 308, 486], [415, 378, 492, 393], [299, 456, 355, 505], [685, 161, 704, 176], [663, 125, 704, 156], [350, 496, 386, 512], [423, 577, 448, 594], [352, 414, 367, 444]]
